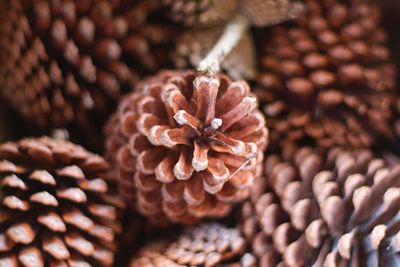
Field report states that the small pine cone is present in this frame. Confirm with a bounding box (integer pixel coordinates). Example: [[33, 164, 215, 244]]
[[256, 0, 397, 153], [130, 223, 257, 267], [0, 137, 124, 266], [0, 0, 175, 149], [105, 70, 268, 224], [161, 0, 237, 27], [173, 26, 256, 80], [241, 147, 400, 266]]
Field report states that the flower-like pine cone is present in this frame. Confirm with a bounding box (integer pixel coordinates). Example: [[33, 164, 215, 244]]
[[256, 0, 397, 153], [160, 0, 237, 27], [241, 147, 400, 266], [105, 70, 268, 224], [0, 137, 125, 266], [0, 0, 175, 148], [130, 223, 256, 267]]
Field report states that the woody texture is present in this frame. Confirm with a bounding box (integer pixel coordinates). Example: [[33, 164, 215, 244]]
[[160, 0, 237, 27], [241, 147, 400, 266], [0, 137, 124, 266], [0, 0, 175, 148], [129, 223, 256, 267], [105, 70, 268, 224], [256, 0, 397, 153]]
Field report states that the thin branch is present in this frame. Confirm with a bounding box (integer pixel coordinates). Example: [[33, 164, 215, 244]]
[[197, 14, 250, 77]]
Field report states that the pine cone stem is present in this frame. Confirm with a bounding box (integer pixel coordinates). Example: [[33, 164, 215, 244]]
[[198, 14, 250, 76], [50, 128, 70, 141]]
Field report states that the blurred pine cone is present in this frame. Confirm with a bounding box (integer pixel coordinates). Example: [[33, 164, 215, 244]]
[[160, 0, 237, 27], [0, 137, 124, 266], [238, 0, 306, 27], [173, 26, 256, 80], [130, 223, 256, 267], [256, 0, 397, 154], [0, 0, 175, 150], [241, 147, 400, 266], [161, 0, 305, 28], [105, 70, 268, 224]]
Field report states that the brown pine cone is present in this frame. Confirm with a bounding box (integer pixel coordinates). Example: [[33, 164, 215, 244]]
[[173, 26, 256, 80], [161, 0, 305, 28], [105, 70, 268, 224], [0, 0, 175, 149], [130, 223, 256, 267], [160, 0, 237, 27], [0, 137, 124, 266], [256, 0, 397, 154], [239, 0, 306, 27], [241, 147, 400, 266]]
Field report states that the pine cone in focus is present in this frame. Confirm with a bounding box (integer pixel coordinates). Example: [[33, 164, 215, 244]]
[[0, 0, 175, 150], [105, 70, 268, 224], [160, 0, 237, 27], [241, 147, 400, 266], [130, 223, 257, 267], [0, 137, 124, 266], [173, 27, 256, 80], [256, 0, 397, 154]]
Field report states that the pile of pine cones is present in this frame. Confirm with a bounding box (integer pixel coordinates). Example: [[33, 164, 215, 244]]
[[0, 0, 399, 266]]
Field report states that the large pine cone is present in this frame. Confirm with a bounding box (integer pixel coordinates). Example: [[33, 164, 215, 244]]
[[0, 0, 175, 149], [241, 147, 400, 266], [130, 223, 256, 267], [256, 0, 397, 154], [0, 137, 124, 266], [105, 70, 268, 224]]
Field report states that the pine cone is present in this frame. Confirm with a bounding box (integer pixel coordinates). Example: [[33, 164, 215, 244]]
[[0, 0, 175, 149], [130, 223, 256, 267], [239, 0, 306, 27], [173, 27, 256, 80], [256, 0, 397, 154], [105, 70, 268, 224], [161, 0, 305, 28], [241, 147, 400, 266], [160, 0, 237, 27], [0, 137, 124, 266]]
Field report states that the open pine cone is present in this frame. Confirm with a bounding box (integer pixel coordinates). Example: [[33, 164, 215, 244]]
[[256, 0, 397, 154], [0, 137, 124, 266], [241, 147, 400, 266], [105, 70, 268, 224], [130, 223, 256, 267], [0, 0, 175, 149]]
